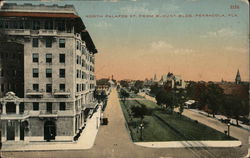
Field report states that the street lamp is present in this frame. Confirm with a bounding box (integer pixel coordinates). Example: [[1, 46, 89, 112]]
[[139, 123, 144, 141], [227, 123, 231, 137]]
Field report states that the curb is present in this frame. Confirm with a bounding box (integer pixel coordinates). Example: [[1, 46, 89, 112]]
[[134, 140, 242, 148]]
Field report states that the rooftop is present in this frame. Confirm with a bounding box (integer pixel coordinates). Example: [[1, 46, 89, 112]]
[[1, 3, 77, 14]]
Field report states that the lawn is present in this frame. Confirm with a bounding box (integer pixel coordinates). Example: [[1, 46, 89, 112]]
[[128, 93, 145, 98], [119, 97, 236, 142]]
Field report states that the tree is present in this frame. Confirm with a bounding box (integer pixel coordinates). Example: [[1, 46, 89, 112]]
[[155, 89, 174, 113], [134, 80, 144, 90], [120, 89, 130, 103], [179, 104, 184, 115], [120, 80, 129, 88], [149, 83, 162, 97], [206, 82, 224, 117], [186, 81, 196, 99], [193, 82, 208, 110], [175, 89, 187, 115], [130, 86, 139, 94], [131, 104, 148, 123], [221, 95, 248, 126], [94, 90, 107, 103]]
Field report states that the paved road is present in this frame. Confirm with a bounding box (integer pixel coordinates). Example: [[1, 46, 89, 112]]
[[2, 89, 248, 158], [181, 109, 249, 154]]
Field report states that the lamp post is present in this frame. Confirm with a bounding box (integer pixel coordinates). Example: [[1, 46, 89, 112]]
[[227, 123, 230, 137], [139, 123, 144, 141]]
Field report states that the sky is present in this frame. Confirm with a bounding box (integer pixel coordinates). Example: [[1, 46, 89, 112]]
[[6, 0, 250, 81]]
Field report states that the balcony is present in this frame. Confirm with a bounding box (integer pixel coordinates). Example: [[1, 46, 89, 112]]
[[39, 110, 58, 118], [26, 89, 44, 97], [39, 29, 57, 36], [84, 100, 98, 109], [0, 111, 30, 120], [53, 89, 71, 97], [3, 29, 31, 36]]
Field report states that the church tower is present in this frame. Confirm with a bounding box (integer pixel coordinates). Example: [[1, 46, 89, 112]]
[[235, 69, 241, 84]]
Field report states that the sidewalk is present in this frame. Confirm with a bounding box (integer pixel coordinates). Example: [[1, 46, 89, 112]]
[[189, 109, 250, 131], [135, 140, 242, 148], [1, 106, 102, 152]]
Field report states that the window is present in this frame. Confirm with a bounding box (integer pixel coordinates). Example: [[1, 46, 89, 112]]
[[59, 39, 65, 48], [32, 68, 39, 78], [32, 38, 39, 48], [46, 54, 52, 63], [59, 84, 65, 91], [58, 21, 65, 31], [33, 102, 39, 111], [25, 21, 30, 29], [46, 84, 52, 93], [46, 102, 52, 113], [19, 21, 24, 29], [76, 55, 79, 64], [33, 84, 39, 91], [59, 54, 65, 63], [46, 68, 52, 78], [45, 38, 52, 48], [76, 84, 79, 92], [1, 84, 4, 92], [32, 53, 39, 62], [0, 69, 4, 77], [45, 20, 53, 30], [0, 20, 3, 28], [66, 23, 72, 33], [76, 41, 79, 50], [1, 53, 4, 59], [59, 102, 66, 111], [81, 59, 85, 67], [59, 69, 65, 78], [4, 21, 9, 29], [32, 21, 40, 30], [76, 70, 79, 78], [13, 21, 18, 29]]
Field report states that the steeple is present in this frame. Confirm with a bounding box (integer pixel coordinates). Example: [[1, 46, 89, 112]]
[[235, 69, 241, 84], [153, 74, 157, 81]]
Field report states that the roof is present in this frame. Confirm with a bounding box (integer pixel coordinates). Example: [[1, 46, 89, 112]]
[[0, 11, 79, 18]]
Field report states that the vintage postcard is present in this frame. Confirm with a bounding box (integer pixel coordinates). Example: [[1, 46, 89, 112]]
[[0, 0, 249, 158]]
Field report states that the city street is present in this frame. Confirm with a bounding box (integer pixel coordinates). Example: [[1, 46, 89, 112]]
[[2, 89, 248, 158]]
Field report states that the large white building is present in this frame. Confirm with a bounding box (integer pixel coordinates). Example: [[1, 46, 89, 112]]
[[159, 72, 186, 89], [0, 3, 98, 143]]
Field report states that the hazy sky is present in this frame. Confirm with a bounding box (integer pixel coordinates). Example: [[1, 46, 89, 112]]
[[10, 0, 249, 81]]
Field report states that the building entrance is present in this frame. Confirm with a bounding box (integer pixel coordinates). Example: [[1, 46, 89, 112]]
[[44, 121, 56, 141], [7, 121, 15, 140]]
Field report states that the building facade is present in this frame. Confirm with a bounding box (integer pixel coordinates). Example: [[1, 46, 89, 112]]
[[0, 3, 98, 143]]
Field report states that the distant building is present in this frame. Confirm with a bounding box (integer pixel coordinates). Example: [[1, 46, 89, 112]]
[[144, 78, 156, 87], [235, 69, 241, 85], [96, 78, 110, 90], [153, 74, 157, 81], [0, 3, 98, 143], [159, 72, 186, 89]]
